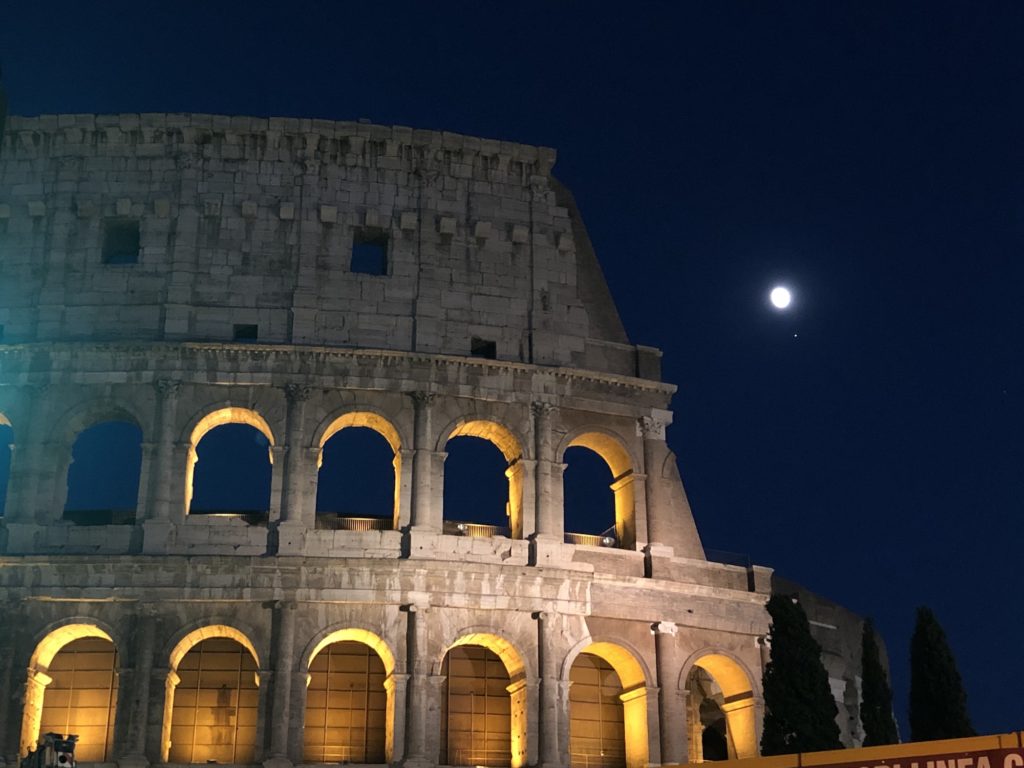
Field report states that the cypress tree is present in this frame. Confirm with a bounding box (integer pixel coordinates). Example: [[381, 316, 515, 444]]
[[761, 594, 843, 755], [909, 606, 975, 740], [860, 618, 898, 745]]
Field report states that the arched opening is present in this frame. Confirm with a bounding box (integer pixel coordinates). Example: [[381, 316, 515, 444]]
[[63, 420, 143, 525], [163, 627, 261, 765], [443, 421, 524, 539], [441, 634, 527, 768], [563, 433, 636, 549], [568, 643, 648, 768], [563, 446, 616, 543], [316, 413, 401, 531], [304, 631, 395, 764], [20, 625, 118, 761], [686, 654, 757, 761], [186, 408, 275, 521], [0, 414, 13, 517]]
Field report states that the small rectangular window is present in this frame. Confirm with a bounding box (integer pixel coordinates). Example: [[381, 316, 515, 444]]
[[471, 337, 497, 360], [0, 325, 5, 342], [351, 229, 388, 275], [233, 324, 258, 341], [102, 219, 140, 264]]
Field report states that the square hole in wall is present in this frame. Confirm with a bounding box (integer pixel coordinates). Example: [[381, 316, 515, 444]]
[[102, 219, 140, 264], [471, 337, 497, 360], [351, 229, 388, 275], [233, 324, 258, 341]]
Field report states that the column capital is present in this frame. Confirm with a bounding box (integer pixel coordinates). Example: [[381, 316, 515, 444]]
[[638, 415, 668, 440], [154, 378, 183, 398], [532, 610, 550, 621], [283, 383, 312, 404], [409, 390, 436, 407], [653, 620, 678, 636], [531, 401, 555, 419]]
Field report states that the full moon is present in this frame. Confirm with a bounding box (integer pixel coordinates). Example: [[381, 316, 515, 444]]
[[770, 286, 792, 309]]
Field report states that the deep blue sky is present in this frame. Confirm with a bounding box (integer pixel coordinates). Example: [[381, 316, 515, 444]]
[[4, 1, 1023, 737]]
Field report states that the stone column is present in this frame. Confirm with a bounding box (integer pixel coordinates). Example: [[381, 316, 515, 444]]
[[654, 621, 687, 765], [534, 612, 562, 768], [279, 385, 311, 526], [277, 385, 311, 554], [640, 414, 672, 554], [409, 393, 439, 531], [402, 604, 432, 768], [118, 610, 157, 768], [530, 403, 563, 564], [143, 380, 181, 553], [266, 601, 297, 767]]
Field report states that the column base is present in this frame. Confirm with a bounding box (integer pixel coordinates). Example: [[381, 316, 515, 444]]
[[141, 519, 175, 553], [399, 757, 434, 768], [262, 756, 293, 768], [530, 533, 565, 566], [275, 520, 307, 555], [117, 754, 150, 768]]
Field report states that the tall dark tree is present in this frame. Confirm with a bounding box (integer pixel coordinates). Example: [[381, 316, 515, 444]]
[[860, 618, 898, 746], [761, 594, 843, 755], [909, 606, 975, 741]]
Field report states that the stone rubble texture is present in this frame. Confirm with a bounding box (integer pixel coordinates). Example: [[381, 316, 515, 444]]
[[0, 114, 866, 768]]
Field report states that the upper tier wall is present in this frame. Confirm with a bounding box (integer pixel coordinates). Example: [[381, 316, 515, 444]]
[[0, 114, 657, 378]]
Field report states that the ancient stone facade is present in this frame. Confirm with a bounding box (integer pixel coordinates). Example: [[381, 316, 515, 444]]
[[0, 113, 831, 768]]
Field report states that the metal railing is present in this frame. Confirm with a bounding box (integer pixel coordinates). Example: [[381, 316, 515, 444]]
[[314, 514, 393, 531], [564, 525, 619, 548], [443, 520, 511, 538]]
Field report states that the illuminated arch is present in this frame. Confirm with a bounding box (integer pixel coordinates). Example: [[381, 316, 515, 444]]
[[565, 640, 650, 768], [21, 624, 118, 758], [682, 650, 758, 760], [440, 419, 527, 538], [439, 631, 529, 768], [304, 628, 398, 763], [160, 624, 262, 763], [184, 407, 276, 514], [0, 412, 11, 428], [315, 410, 403, 528], [561, 430, 638, 548]]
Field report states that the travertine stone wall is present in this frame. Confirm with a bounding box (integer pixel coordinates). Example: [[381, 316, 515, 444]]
[[0, 114, 866, 768], [0, 114, 652, 376]]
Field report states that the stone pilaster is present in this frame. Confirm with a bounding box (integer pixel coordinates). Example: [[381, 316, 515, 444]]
[[142, 379, 181, 553], [118, 610, 157, 768], [401, 604, 432, 768], [535, 611, 563, 768], [654, 621, 687, 765], [279, 385, 311, 526], [265, 601, 297, 768], [409, 392, 439, 531]]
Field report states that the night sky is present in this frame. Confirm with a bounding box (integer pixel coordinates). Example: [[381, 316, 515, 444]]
[[3, 1, 1022, 738]]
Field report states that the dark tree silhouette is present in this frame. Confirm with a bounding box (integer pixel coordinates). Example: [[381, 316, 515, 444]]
[[860, 618, 898, 746], [761, 594, 843, 755], [909, 606, 975, 741]]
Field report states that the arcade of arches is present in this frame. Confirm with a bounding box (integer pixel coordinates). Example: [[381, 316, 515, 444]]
[[15, 623, 759, 767], [0, 407, 648, 548]]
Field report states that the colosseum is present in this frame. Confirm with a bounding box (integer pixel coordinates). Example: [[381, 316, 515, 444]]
[[0, 113, 864, 768]]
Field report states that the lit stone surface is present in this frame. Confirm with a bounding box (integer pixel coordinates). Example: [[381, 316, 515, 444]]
[[0, 114, 866, 767]]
